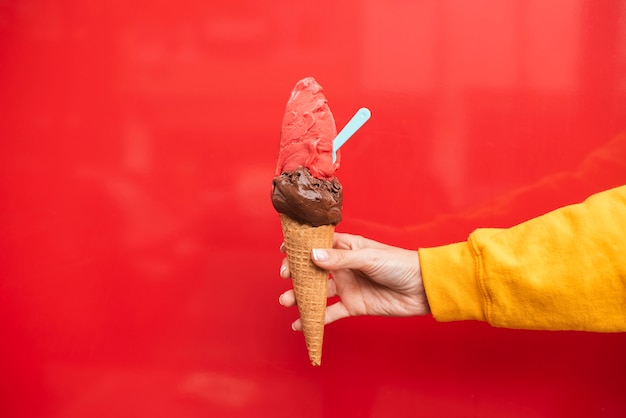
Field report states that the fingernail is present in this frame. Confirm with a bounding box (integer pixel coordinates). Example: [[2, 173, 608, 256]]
[[278, 294, 284, 306], [279, 243, 286, 252], [312, 248, 328, 261], [280, 265, 287, 277], [291, 322, 297, 331]]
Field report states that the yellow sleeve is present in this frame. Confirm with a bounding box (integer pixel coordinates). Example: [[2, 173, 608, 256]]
[[418, 185, 626, 332]]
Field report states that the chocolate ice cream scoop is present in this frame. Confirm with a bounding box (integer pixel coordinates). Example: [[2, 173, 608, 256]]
[[272, 166, 343, 227]]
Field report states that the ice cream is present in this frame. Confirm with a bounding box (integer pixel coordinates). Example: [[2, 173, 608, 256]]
[[272, 77, 342, 366], [272, 167, 342, 226], [274, 77, 341, 180]]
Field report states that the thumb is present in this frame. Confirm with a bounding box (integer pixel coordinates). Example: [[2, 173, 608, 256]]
[[311, 248, 373, 272]]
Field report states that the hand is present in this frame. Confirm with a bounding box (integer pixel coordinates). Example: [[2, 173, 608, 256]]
[[278, 232, 430, 331]]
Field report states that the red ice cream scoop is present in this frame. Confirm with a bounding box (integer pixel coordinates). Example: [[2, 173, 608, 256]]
[[274, 77, 339, 180]]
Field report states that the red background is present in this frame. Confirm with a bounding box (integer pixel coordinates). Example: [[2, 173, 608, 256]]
[[1, 1, 625, 417]]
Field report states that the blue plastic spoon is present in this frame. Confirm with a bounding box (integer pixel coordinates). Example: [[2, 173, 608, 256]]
[[332, 107, 371, 163]]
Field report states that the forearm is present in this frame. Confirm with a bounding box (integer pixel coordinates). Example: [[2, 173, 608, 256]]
[[419, 185, 626, 332]]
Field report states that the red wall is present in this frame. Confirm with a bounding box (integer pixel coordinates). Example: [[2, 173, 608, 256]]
[[1, 1, 625, 417]]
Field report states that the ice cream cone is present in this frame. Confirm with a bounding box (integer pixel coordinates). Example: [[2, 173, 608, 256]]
[[280, 213, 334, 366]]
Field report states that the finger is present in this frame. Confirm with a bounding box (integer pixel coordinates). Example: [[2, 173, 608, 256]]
[[291, 318, 302, 332], [280, 281, 334, 307], [278, 289, 296, 307], [279, 242, 286, 253], [333, 232, 392, 251], [311, 247, 380, 273], [324, 301, 351, 325], [290, 300, 348, 331], [279, 258, 290, 278]]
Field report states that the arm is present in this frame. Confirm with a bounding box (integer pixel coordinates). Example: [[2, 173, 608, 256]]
[[419, 185, 626, 332]]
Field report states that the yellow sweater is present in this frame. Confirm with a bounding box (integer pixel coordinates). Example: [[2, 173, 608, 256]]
[[419, 185, 626, 332]]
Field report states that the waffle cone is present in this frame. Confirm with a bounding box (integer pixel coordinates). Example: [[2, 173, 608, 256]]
[[280, 213, 334, 366]]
